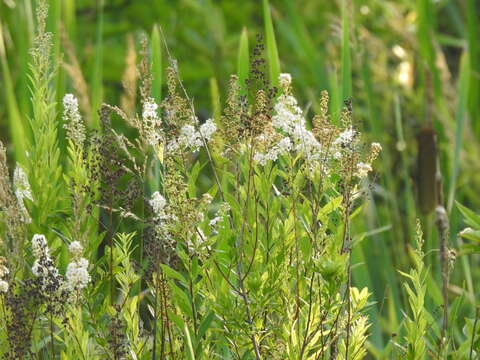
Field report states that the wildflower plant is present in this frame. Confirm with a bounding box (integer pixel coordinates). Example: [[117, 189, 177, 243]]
[[0, 2, 476, 359]]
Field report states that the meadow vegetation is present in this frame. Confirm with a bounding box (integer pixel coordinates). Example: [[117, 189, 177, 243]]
[[0, 0, 479, 359]]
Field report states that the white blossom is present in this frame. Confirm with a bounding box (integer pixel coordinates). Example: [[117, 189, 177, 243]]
[[149, 191, 167, 219], [333, 126, 357, 147], [279, 73, 292, 89], [142, 99, 158, 120], [0, 264, 9, 278], [31, 234, 48, 257], [13, 165, 32, 201], [142, 98, 162, 146], [62, 93, 86, 145], [66, 257, 90, 291], [199, 119, 217, 140], [13, 165, 32, 223], [356, 162, 372, 178], [371, 142, 382, 152], [0, 280, 8, 293], [178, 124, 203, 150], [277, 136, 292, 153], [209, 216, 222, 227], [269, 94, 322, 162], [69, 241, 83, 258]]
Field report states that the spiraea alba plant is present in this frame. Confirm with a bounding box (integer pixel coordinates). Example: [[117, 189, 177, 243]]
[[1, 2, 476, 360]]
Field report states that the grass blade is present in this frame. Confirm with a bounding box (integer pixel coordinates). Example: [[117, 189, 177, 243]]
[[90, 0, 104, 129], [262, 0, 280, 86], [0, 22, 28, 163], [340, 0, 352, 103], [447, 51, 469, 212], [237, 26, 249, 95], [466, 0, 479, 138], [151, 24, 162, 105]]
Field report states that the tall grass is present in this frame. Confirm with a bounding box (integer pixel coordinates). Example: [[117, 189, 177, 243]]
[[0, 0, 478, 359]]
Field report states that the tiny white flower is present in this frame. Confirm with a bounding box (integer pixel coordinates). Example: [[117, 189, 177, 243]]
[[277, 137, 292, 153], [142, 98, 162, 146], [0, 265, 9, 278], [371, 142, 382, 152], [0, 280, 8, 293], [209, 216, 222, 227], [279, 73, 292, 89], [31, 234, 48, 257], [333, 126, 357, 147], [142, 99, 158, 120], [69, 241, 83, 258], [150, 191, 167, 218], [63, 94, 86, 145], [13, 164, 33, 223], [13, 165, 32, 201], [66, 258, 90, 291], [199, 119, 217, 140], [356, 162, 372, 178]]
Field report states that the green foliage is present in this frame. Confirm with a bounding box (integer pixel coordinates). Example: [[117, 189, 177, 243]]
[[0, 1, 478, 359]]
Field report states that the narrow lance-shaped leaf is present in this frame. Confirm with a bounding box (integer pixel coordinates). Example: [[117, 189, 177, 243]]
[[237, 26, 249, 95], [340, 0, 352, 103], [151, 24, 162, 104], [262, 0, 280, 86]]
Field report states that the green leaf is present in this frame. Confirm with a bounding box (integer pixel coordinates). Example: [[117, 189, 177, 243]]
[[160, 264, 187, 283], [456, 201, 480, 228], [340, 0, 352, 103], [237, 27, 249, 95], [197, 311, 215, 341], [184, 324, 196, 360], [262, 0, 280, 85], [151, 24, 162, 104]]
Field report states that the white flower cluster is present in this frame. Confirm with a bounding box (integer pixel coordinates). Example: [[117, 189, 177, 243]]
[[66, 241, 90, 292], [169, 118, 217, 152], [13, 164, 33, 223], [331, 126, 359, 160], [253, 136, 292, 165], [31, 234, 61, 289], [0, 259, 9, 294], [69, 241, 84, 258], [279, 73, 292, 89], [30, 235, 91, 299], [254, 80, 322, 164], [208, 202, 231, 233], [355, 162, 373, 178], [149, 191, 167, 221], [142, 98, 162, 146], [63, 94, 86, 146], [333, 126, 357, 147], [371, 142, 382, 153]]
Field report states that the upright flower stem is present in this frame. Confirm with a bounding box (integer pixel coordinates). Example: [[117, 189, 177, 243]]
[[50, 313, 55, 359]]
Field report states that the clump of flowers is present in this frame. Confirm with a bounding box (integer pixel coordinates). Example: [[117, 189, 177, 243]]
[[63, 93, 86, 146], [65, 241, 91, 293], [209, 201, 231, 232], [149, 191, 168, 221], [253, 73, 323, 164], [253, 73, 382, 180], [13, 164, 32, 223], [142, 97, 163, 146], [31, 234, 62, 293], [0, 257, 9, 293], [170, 117, 217, 152]]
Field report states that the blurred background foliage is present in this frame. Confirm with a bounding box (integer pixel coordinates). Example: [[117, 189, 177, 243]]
[[0, 0, 479, 355]]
